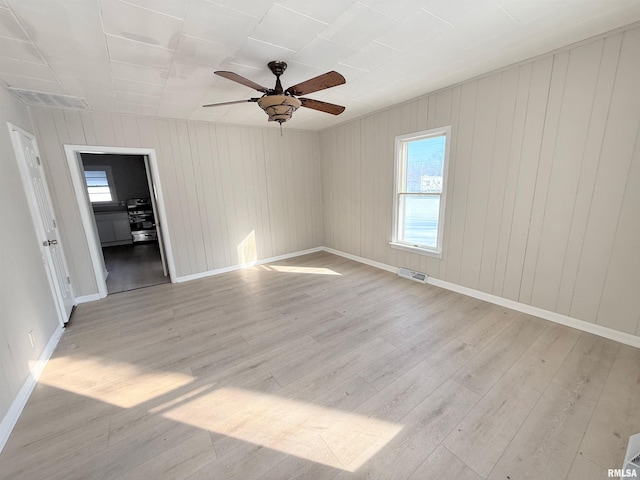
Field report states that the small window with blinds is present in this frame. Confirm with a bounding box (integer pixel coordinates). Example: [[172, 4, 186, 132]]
[[84, 166, 117, 203]]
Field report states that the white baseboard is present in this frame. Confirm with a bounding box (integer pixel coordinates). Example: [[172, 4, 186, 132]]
[[175, 247, 324, 283], [322, 247, 640, 349], [75, 293, 101, 304], [322, 247, 398, 274], [0, 324, 64, 453]]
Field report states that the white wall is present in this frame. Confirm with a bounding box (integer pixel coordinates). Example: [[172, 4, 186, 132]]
[[321, 25, 640, 336], [30, 110, 323, 296], [0, 87, 60, 423]]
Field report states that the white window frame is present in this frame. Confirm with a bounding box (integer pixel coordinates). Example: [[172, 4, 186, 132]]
[[83, 165, 117, 203], [391, 126, 451, 258]]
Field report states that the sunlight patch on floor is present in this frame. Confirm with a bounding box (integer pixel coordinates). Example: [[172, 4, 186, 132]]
[[160, 387, 402, 471], [38, 356, 194, 408], [260, 264, 342, 276]]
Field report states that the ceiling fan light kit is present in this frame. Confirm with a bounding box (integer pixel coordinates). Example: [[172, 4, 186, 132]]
[[257, 95, 301, 123], [203, 60, 346, 130]]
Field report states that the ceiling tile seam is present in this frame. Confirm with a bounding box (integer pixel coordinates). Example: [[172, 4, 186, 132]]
[[337, 62, 370, 73], [0, 72, 62, 83], [0, 33, 32, 44], [150, 10, 188, 120], [496, 4, 521, 25], [229, 62, 262, 71], [0, 56, 50, 67], [110, 59, 169, 74], [1, 5, 69, 95], [371, 39, 404, 53], [356, 1, 400, 22], [116, 0, 186, 21], [272, 3, 329, 26], [179, 32, 232, 49], [99, 3, 125, 114], [246, 36, 296, 52], [206, 0, 262, 20], [420, 8, 455, 28], [116, 90, 162, 100], [105, 33, 175, 52], [113, 76, 165, 87]]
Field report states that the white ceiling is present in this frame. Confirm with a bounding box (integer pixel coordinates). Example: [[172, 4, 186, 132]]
[[1, 0, 639, 131]]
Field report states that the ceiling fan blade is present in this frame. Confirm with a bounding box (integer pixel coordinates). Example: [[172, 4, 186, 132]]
[[299, 98, 345, 115], [286, 71, 346, 96], [202, 98, 259, 107], [214, 71, 270, 93]]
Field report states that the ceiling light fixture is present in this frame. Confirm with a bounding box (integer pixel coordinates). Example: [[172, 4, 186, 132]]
[[257, 94, 302, 124]]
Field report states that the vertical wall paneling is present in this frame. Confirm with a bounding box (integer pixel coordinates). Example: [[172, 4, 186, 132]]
[[120, 115, 141, 147], [570, 27, 640, 324], [445, 81, 478, 285], [319, 24, 640, 337], [501, 57, 553, 302], [63, 110, 86, 145], [79, 111, 97, 144], [556, 34, 623, 315], [530, 42, 603, 311], [209, 124, 232, 267], [518, 51, 570, 305], [192, 123, 215, 269], [91, 112, 117, 146], [439, 86, 462, 283], [111, 115, 126, 146], [597, 133, 640, 334], [477, 69, 519, 294], [31, 110, 322, 293], [459, 74, 501, 289], [492, 64, 530, 296]]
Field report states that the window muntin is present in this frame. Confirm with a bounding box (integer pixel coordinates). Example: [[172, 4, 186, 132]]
[[392, 127, 450, 256], [84, 166, 116, 203]]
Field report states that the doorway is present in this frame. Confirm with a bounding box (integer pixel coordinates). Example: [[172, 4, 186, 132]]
[[65, 145, 176, 299], [81, 153, 169, 294]]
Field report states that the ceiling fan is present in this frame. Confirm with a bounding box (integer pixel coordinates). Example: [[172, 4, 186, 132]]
[[203, 61, 346, 126]]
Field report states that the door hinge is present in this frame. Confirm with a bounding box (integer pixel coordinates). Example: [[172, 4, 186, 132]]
[[36, 155, 41, 165], [53, 219, 57, 228], [67, 276, 71, 284]]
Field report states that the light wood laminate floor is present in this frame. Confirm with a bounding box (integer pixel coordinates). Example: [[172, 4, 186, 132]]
[[1, 252, 638, 480]]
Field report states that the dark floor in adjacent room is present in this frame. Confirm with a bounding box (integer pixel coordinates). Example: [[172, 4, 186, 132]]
[[103, 242, 169, 294]]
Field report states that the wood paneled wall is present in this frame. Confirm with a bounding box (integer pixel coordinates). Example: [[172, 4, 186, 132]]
[[30, 109, 322, 296], [320, 25, 640, 335]]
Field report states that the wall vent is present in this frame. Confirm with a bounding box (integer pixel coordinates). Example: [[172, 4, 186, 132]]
[[9, 88, 88, 110], [398, 268, 428, 284]]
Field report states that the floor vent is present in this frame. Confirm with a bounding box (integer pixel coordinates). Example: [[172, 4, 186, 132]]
[[624, 433, 640, 475], [398, 268, 428, 284]]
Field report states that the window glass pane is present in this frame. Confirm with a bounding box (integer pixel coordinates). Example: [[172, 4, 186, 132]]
[[399, 195, 440, 248], [84, 169, 113, 202], [404, 135, 445, 193]]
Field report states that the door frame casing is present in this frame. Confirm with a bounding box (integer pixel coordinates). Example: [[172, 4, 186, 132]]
[[64, 145, 176, 298], [8, 123, 75, 326]]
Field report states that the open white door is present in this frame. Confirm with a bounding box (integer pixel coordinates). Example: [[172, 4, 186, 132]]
[[9, 124, 75, 325], [144, 156, 168, 276]]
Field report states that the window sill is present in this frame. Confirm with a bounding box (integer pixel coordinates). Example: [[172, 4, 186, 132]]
[[389, 242, 442, 259]]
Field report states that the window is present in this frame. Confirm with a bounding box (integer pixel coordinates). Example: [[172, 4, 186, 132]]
[[84, 166, 117, 203], [391, 126, 450, 257]]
